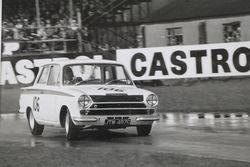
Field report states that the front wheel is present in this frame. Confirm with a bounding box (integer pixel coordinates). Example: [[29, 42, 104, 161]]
[[27, 110, 44, 136], [136, 125, 152, 136], [65, 111, 79, 140]]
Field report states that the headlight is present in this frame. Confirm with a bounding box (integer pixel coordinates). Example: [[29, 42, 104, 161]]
[[78, 95, 92, 108], [146, 94, 159, 107]]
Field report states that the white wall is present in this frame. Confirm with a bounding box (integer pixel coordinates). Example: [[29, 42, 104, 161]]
[[144, 15, 250, 47]]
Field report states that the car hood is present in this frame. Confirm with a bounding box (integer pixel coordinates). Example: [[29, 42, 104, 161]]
[[66, 85, 151, 96]]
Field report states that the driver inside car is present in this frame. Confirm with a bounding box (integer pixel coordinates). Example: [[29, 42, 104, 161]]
[[64, 67, 84, 85], [64, 67, 75, 85]]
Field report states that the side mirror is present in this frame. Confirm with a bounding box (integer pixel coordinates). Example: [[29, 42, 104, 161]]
[[134, 81, 144, 88]]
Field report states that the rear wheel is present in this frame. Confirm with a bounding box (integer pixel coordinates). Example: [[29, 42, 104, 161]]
[[136, 125, 152, 136], [27, 110, 44, 136], [65, 111, 79, 140]]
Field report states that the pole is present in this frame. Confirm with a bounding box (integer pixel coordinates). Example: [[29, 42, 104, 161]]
[[130, 4, 133, 22], [138, 4, 142, 20], [69, 0, 73, 23], [35, 0, 41, 28], [77, 9, 83, 52], [147, 2, 150, 15]]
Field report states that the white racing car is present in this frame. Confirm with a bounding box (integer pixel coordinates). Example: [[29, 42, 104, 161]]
[[19, 59, 159, 140]]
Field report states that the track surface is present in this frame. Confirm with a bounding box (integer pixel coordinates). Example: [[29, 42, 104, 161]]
[[3, 78, 250, 114], [0, 113, 250, 167]]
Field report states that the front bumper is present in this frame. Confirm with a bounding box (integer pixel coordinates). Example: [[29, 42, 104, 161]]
[[72, 114, 160, 126]]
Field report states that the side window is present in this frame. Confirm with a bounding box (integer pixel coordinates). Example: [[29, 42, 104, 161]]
[[48, 65, 60, 86], [37, 66, 50, 84]]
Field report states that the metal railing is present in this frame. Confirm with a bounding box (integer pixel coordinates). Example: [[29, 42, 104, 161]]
[[2, 25, 138, 55], [2, 26, 88, 54]]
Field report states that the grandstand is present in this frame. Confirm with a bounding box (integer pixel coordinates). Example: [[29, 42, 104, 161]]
[[2, 0, 152, 55]]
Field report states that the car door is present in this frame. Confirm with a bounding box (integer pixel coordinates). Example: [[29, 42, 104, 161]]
[[34, 65, 51, 122], [45, 64, 61, 123]]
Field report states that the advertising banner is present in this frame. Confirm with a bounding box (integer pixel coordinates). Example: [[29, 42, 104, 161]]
[[116, 42, 250, 80], [0, 52, 114, 86]]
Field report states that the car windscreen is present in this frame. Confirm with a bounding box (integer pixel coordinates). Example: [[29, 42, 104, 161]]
[[63, 64, 133, 86]]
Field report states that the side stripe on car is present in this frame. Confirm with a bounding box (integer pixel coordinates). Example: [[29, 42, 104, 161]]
[[22, 89, 74, 97]]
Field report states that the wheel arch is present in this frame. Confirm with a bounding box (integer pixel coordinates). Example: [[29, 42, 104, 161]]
[[59, 105, 69, 127], [26, 106, 32, 118]]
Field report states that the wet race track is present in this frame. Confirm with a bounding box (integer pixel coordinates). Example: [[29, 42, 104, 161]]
[[0, 113, 250, 167]]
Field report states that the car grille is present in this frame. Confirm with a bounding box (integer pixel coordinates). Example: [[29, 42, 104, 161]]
[[86, 109, 155, 115], [90, 95, 143, 102], [90, 103, 146, 109], [85, 95, 153, 116]]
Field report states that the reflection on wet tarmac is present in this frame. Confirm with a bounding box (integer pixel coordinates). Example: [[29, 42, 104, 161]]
[[158, 113, 250, 134], [1, 113, 250, 162], [0, 113, 250, 148]]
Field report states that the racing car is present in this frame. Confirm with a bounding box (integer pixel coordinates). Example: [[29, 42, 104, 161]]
[[19, 59, 159, 140]]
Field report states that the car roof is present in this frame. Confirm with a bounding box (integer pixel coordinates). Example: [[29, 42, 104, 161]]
[[42, 59, 122, 67]]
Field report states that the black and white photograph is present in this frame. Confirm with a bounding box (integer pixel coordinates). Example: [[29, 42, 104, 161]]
[[1, 0, 250, 166]]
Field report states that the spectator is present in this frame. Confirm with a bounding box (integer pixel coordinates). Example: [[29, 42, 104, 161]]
[[37, 21, 47, 40], [2, 21, 14, 40], [43, 11, 52, 22], [82, 26, 93, 52], [15, 19, 23, 29], [45, 20, 54, 39], [23, 18, 32, 39], [66, 19, 78, 39], [28, 21, 38, 40]]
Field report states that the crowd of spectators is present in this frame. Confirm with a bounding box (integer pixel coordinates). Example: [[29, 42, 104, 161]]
[[2, 0, 98, 41], [2, 0, 137, 53], [2, 19, 81, 41]]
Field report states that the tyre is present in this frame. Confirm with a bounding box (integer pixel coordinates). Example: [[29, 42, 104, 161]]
[[136, 125, 152, 136], [65, 111, 79, 140], [27, 110, 44, 136]]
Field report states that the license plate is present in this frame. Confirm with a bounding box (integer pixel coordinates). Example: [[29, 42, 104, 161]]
[[105, 117, 131, 126]]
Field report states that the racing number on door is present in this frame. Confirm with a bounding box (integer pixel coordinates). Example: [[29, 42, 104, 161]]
[[33, 96, 40, 112]]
